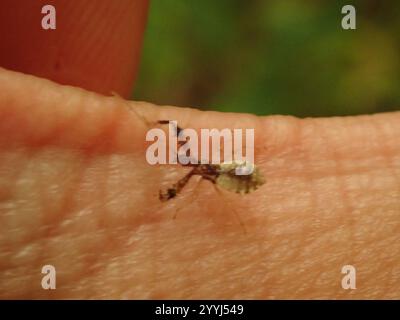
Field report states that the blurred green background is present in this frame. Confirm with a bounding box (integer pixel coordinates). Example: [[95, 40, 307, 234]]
[[133, 0, 400, 117]]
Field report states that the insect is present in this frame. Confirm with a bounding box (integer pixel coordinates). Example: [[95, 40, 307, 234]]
[[158, 120, 266, 202], [114, 94, 266, 223]]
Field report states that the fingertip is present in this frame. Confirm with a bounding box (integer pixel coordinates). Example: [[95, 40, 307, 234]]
[[0, 0, 149, 98]]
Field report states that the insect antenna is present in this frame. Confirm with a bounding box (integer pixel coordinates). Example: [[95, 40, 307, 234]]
[[111, 91, 154, 128]]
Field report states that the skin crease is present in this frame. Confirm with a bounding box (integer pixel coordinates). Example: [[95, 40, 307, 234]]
[[0, 1, 400, 299]]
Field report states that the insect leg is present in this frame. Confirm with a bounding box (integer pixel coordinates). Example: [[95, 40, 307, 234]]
[[171, 174, 248, 233], [157, 120, 184, 138], [170, 176, 207, 220], [159, 168, 196, 202], [158, 120, 198, 165], [212, 185, 248, 234]]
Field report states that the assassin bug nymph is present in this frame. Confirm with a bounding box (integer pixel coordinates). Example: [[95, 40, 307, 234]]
[[157, 120, 265, 202], [115, 95, 264, 231]]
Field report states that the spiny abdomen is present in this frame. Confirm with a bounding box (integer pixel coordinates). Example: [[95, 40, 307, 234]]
[[216, 165, 265, 194]]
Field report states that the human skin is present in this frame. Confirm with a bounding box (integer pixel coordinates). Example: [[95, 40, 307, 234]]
[[0, 0, 148, 97], [1, 1, 400, 299], [1, 67, 400, 299]]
